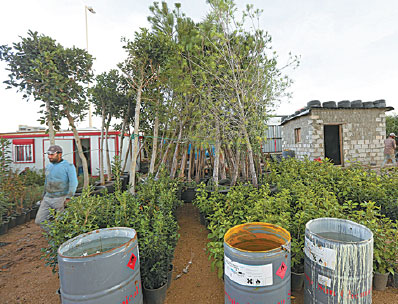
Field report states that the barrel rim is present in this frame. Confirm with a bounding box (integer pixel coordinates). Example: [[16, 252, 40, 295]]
[[305, 217, 373, 244], [224, 222, 291, 253], [58, 227, 138, 259]]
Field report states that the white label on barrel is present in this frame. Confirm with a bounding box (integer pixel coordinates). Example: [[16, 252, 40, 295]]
[[304, 236, 336, 270], [224, 256, 273, 287], [318, 274, 331, 287]]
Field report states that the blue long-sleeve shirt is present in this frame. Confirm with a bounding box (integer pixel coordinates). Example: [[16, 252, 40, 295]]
[[44, 159, 78, 198]]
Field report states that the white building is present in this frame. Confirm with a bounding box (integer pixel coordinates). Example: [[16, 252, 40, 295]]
[[0, 128, 133, 176]]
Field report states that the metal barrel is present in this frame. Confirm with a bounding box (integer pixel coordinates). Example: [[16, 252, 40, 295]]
[[58, 227, 143, 304], [224, 222, 291, 304], [304, 218, 373, 304]]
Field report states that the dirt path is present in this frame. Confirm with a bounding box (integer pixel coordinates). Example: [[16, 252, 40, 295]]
[[0, 205, 397, 304], [165, 203, 224, 304], [0, 220, 60, 303]]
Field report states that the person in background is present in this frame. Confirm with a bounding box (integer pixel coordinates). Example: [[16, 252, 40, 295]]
[[35, 145, 78, 229], [382, 133, 397, 167]]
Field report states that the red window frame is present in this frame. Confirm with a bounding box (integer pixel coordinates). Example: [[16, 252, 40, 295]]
[[13, 139, 35, 163]]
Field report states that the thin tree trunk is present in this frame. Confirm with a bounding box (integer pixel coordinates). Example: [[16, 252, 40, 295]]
[[242, 128, 258, 187], [187, 143, 193, 182], [195, 147, 200, 183], [241, 151, 247, 182], [66, 111, 89, 188], [121, 133, 132, 173], [155, 128, 178, 178], [222, 146, 231, 179], [213, 121, 221, 184], [220, 151, 227, 180], [46, 100, 56, 145], [99, 106, 106, 185], [179, 143, 189, 178], [119, 102, 131, 153], [105, 115, 112, 182], [231, 148, 241, 186], [129, 78, 143, 194], [170, 122, 183, 178], [149, 108, 159, 174]]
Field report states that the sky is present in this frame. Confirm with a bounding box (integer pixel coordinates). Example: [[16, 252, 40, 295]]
[[1, 0, 398, 133]]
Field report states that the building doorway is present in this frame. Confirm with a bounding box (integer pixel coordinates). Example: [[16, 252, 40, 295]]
[[324, 125, 342, 165], [74, 138, 91, 175]]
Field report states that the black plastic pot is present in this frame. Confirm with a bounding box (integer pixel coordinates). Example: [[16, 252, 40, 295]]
[[24, 209, 32, 222], [143, 282, 168, 304], [0, 220, 9, 235], [167, 264, 173, 289], [291, 272, 304, 291], [393, 273, 398, 288], [30, 206, 39, 219], [8, 216, 16, 229], [121, 174, 130, 191], [181, 188, 196, 203], [74, 187, 83, 197], [15, 213, 26, 226], [373, 272, 389, 291]]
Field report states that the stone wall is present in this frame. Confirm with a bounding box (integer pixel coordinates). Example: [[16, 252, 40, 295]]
[[282, 108, 386, 166]]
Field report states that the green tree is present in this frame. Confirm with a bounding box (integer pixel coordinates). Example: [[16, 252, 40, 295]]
[[119, 29, 171, 193], [386, 113, 398, 137], [0, 31, 94, 187], [90, 70, 126, 184], [196, 0, 298, 186]]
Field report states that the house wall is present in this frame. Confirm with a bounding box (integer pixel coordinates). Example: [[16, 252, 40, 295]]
[[282, 108, 386, 166], [1, 131, 135, 175]]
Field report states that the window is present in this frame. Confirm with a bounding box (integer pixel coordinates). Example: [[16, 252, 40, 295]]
[[13, 139, 35, 163], [294, 128, 301, 143]]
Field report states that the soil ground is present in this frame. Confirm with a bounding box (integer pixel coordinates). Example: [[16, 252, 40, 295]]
[[1, 203, 397, 304]]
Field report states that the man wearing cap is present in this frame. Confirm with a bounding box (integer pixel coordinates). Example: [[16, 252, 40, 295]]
[[382, 133, 397, 167], [35, 145, 78, 229]]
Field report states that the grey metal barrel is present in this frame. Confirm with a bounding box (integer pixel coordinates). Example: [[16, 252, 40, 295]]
[[224, 222, 291, 304], [304, 218, 373, 304], [58, 227, 143, 304]]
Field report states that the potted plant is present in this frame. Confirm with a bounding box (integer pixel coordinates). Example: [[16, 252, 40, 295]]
[[372, 218, 396, 291], [291, 238, 305, 291], [139, 209, 170, 304], [0, 191, 9, 235]]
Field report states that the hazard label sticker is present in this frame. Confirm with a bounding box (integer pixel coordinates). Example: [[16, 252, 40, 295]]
[[224, 256, 273, 287]]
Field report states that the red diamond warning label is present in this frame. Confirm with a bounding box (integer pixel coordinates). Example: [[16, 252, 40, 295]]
[[276, 262, 287, 280], [127, 253, 137, 270]]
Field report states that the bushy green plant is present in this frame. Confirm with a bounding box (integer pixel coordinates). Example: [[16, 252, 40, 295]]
[[347, 201, 397, 275], [0, 171, 26, 214], [42, 172, 180, 291], [22, 169, 45, 186]]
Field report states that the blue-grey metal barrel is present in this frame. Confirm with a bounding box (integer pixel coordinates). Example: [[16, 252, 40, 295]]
[[58, 227, 143, 304], [304, 218, 373, 304], [224, 222, 291, 304]]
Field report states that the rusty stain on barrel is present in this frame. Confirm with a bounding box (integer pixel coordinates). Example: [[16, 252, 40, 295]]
[[224, 222, 291, 304]]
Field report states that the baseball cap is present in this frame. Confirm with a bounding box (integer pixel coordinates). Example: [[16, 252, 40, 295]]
[[47, 145, 63, 154], [390, 133, 396, 137]]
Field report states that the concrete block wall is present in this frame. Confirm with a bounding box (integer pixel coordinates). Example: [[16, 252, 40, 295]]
[[282, 108, 386, 166]]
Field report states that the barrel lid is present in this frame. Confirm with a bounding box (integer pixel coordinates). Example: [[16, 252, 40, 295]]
[[58, 227, 138, 259], [305, 217, 373, 244], [224, 222, 291, 253]]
